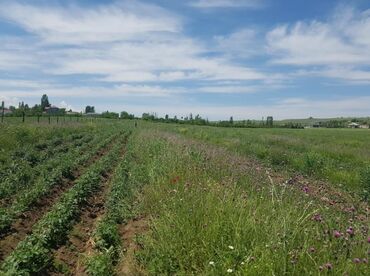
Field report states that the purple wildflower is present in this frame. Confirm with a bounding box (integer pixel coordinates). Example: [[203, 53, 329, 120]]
[[346, 227, 354, 236], [302, 186, 309, 193], [325, 263, 333, 270], [333, 230, 341, 238], [313, 214, 323, 222], [353, 258, 361, 264]]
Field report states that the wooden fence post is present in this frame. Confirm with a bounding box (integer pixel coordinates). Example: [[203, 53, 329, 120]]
[[1, 101, 4, 123]]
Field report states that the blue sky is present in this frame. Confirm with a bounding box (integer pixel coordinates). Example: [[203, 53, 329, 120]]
[[0, 0, 370, 119]]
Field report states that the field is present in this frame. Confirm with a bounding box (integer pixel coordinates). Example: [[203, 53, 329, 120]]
[[0, 120, 369, 275]]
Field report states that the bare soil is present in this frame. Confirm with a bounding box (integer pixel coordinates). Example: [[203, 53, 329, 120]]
[[116, 217, 149, 276]]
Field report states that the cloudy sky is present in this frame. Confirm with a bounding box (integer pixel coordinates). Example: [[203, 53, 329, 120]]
[[0, 0, 370, 119]]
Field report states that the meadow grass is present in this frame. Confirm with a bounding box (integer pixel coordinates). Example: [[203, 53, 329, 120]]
[[122, 128, 369, 275], [148, 123, 370, 195]]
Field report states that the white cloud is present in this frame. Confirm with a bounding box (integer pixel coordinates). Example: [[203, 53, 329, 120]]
[[0, 1, 181, 45], [215, 29, 261, 58], [59, 101, 73, 111], [0, 1, 267, 86], [190, 0, 263, 9], [96, 96, 370, 120], [266, 6, 370, 82]]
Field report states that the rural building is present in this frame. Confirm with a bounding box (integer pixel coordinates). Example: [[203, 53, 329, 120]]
[[2, 108, 13, 115], [66, 111, 80, 116], [44, 106, 60, 115], [348, 122, 360, 128]]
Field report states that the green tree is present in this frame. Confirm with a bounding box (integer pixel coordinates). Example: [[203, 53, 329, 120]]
[[85, 106, 95, 114], [41, 94, 50, 111]]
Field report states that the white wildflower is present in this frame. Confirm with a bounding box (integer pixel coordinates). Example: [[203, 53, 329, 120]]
[[228, 245, 234, 250], [227, 268, 233, 273], [209, 261, 215, 266]]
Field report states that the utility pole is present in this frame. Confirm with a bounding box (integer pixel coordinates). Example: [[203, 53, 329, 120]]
[[1, 101, 4, 123]]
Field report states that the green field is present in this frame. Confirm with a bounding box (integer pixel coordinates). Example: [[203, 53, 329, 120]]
[[0, 120, 368, 275]]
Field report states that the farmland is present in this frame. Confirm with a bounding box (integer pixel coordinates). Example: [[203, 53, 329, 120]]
[[0, 120, 369, 275]]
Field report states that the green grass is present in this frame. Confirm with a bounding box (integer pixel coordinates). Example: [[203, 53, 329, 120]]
[[120, 127, 369, 275], [150, 123, 370, 194]]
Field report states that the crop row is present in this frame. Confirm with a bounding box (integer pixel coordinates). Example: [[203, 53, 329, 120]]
[[0, 134, 93, 201], [0, 132, 129, 275], [86, 133, 139, 275], [0, 132, 88, 183], [0, 131, 116, 233]]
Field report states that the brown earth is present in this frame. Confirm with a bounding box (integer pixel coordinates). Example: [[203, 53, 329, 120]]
[[116, 217, 149, 276]]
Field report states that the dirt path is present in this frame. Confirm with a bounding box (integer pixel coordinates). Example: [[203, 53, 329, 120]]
[[0, 137, 116, 262], [116, 217, 149, 276]]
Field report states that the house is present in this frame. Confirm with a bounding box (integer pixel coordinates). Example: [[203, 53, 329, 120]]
[[2, 108, 13, 115], [66, 111, 80, 116], [348, 122, 360, 128], [44, 106, 60, 115]]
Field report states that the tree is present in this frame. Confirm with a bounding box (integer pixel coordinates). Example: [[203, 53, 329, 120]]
[[41, 94, 50, 111], [120, 111, 134, 119], [267, 116, 273, 127], [85, 106, 95, 114], [229, 116, 234, 124]]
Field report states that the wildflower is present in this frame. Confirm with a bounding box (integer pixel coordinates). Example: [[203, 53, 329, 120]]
[[325, 263, 333, 270], [240, 262, 245, 265], [228, 245, 234, 250], [313, 214, 323, 222], [363, 258, 368, 264], [209, 261, 215, 266], [309, 247, 315, 253], [302, 186, 309, 193], [346, 227, 354, 236], [333, 230, 342, 238], [227, 269, 233, 273], [367, 237, 370, 243], [353, 258, 361, 264]]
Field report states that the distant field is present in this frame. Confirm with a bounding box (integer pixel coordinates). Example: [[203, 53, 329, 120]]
[[0, 120, 368, 275], [158, 124, 370, 194]]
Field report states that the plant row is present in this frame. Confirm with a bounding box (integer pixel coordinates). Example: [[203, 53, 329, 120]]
[[0, 134, 93, 201], [85, 133, 137, 275], [0, 132, 129, 275], [0, 131, 87, 182], [0, 131, 116, 233]]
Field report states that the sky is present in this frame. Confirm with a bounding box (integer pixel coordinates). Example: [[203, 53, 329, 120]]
[[0, 0, 370, 120]]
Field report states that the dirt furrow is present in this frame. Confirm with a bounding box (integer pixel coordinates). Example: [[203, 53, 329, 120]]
[[116, 217, 149, 276], [0, 138, 116, 262], [46, 141, 128, 276]]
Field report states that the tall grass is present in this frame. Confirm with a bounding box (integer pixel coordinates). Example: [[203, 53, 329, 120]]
[[153, 124, 370, 193], [123, 129, 369, 275]]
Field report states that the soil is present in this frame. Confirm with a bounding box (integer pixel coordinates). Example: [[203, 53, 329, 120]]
[[116, 217, 149, 276]]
